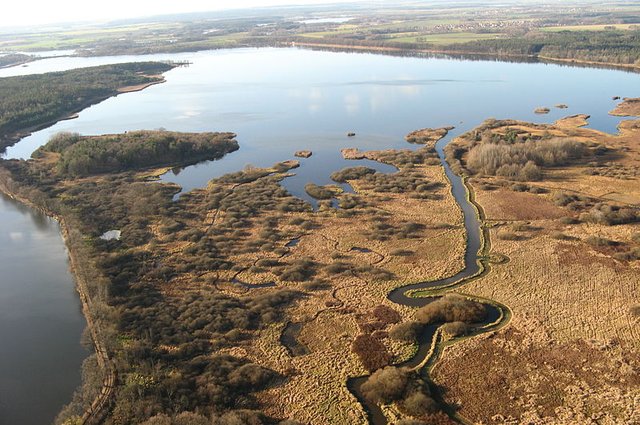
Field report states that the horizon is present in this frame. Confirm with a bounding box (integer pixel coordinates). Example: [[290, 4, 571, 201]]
[[0, 0, 599, 30], [0, 0, 367, 29]]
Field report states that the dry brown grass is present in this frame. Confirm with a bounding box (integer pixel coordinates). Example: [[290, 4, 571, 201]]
[[431, 114, 640, 424], [610, 97, 640, 117], [477, 188, 565, 220], [240, 151, 466, 424]]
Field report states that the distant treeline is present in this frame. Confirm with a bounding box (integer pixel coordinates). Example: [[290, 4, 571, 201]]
[[35, 130, 239, 176], [285, 29, 640, 67], [0, 62, 174, 149], [449, 30, 640, 65], [0, 53, 33, 68]]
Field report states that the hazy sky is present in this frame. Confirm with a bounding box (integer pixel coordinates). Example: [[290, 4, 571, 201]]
[[0, 0, 360, 27]]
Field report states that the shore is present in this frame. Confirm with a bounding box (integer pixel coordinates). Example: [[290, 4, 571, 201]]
[[0, 177, 115, 425], [290, 41, 640, 72], [0, 78, 168, 152]]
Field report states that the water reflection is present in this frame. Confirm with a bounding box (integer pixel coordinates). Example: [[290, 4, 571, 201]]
[[0, 193, 88, 425]]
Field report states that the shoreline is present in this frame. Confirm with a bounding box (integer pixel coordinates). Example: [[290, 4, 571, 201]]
[[0, 77, 168, 153], [288, 41, 640, 72], [0, 179, 115, 425]]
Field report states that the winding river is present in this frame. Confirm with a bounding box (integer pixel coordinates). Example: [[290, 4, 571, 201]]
[[346, 130, 508, 424], [0, 47, 637, 423]]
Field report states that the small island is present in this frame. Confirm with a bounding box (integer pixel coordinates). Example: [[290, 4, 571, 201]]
[[294, 150, 312, 158]]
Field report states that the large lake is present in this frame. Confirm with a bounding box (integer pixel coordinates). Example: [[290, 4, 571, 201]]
[[0, 47, 637, 424]]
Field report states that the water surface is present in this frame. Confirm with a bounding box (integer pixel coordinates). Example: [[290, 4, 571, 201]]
[[0, 194, 88, 425]]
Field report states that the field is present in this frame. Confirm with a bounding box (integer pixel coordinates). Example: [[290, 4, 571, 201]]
[[1, 1, 639, 69], [542, 24, 640, 32], [430, 104, 640, 424]]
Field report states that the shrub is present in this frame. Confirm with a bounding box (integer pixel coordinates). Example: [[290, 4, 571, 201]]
[[352, 334, 392, 372], [279, 258, 317, 281], [330, 166, 377, 183], [416, 295, 486, 325], [467, 138, 586, 178], [302, 279, 330, 291], [559, 216, 579, 225], [551, 231, 571, 240], [585, 236, 617, 247], [441, 321, 471, 337], [401, 391, 439, 417], [211, 410, 269, 425], [580, 203, 639, 226], [360, 366, 411, 404], [390, 249, 414, 257], [304, 183, 336, 200], [497, 231, 522, 241], [373, 305, 401, 325], [389, 321, 424, 342]]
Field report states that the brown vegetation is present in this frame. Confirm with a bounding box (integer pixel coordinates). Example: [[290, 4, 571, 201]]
[[294, 150, 312, 158], [431, 112, 640, 424], [404, 126, 453, 146], [0, 125, 468, 424], [415, 295, 486, 325], [610, 97, 640, 117]]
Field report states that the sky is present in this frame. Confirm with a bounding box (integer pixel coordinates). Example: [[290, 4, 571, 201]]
[[0, 0, 361, 27]]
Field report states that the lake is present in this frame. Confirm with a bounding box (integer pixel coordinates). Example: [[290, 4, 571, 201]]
[[0, 194, 87, 425], [0, 47, 637, 424]]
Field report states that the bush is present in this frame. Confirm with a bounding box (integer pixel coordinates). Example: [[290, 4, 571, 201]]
[[389, 321, 423, 342], [467, 137, 586, 178], [330, 166, 377, 183], [580, 203, 639, 226], [304, 183, 336, 200], [401, 391, 439, 417], [416, 295, 486, 325], [352, 334, 392, 372], [279, 258, 317, 281], [390, 249, 414, 257], [551, 231, 571, 240], [585, 236, 617, 247], [497, 231, 522, 241], [361, 366, 411, 404], [373, 305, 401, 325], [441, 321, 471, 337]]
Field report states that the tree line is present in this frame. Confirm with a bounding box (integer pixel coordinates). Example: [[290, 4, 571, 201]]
[[0, 62, 174, 149]]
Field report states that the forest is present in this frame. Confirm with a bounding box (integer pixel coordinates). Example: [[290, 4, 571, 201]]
[[34, 131, 239, 176], [448, 30, 640, 65], [0, 62, 174, 150]]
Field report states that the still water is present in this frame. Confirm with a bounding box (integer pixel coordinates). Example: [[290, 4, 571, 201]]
[[0, 194, 88, 425], [0, 47, 637, 423]]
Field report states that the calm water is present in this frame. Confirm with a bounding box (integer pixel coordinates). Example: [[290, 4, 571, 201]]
[[0, 47, 637, 423], [0, 194, 88, 425]]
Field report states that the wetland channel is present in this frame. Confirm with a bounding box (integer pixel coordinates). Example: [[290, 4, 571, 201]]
[[344, 132, 507, 424]]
